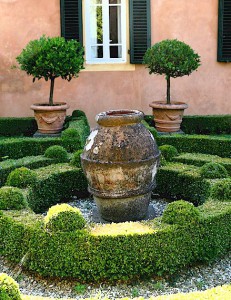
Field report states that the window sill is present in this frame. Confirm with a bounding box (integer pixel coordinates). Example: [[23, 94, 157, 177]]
[[82, 63, 136, 72]]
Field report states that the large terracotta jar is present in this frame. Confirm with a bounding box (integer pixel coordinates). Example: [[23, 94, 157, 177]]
[[150, 101, 188, 133], [31, 102, 69, 134], [81, 110, 160, 222]]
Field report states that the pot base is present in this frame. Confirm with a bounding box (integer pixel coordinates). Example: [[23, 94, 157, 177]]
[[94, 192, 151, 223]]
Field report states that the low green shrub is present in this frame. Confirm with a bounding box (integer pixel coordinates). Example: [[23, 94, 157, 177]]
[[61, 128, 82, 152], [0, 117, 37, 137], [159, 145, 178, 161], [142, 120, 158, 139], [162, 200, 200, 225], [44, 145, 69, 163], [44, 203, 86, 232], [70, 150, 83, 168], [0, 155, 54, 187], [156, 135, 231, 158], [6, 167, 37, 188], [0, 187, 27, 210], [173, 153, 231, 175], [0, 137, 62, 159], [210, 178, 231, 201], [0, 273, 22, 300], [27, 164, 88, 213], [200, 162, 229, 179]]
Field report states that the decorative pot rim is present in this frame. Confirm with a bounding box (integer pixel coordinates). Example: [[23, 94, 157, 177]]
[[96, 109, 144, 126], [149, 101, 188, 110], [31, 102, 69, 111]]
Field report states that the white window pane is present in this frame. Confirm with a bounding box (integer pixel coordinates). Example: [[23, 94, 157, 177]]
[[109, 6, 121, 44], [109, 0, 121, 4], [91, 46, 104, 58], [90, 5, 103, 44], [110, 46, 122, 58]]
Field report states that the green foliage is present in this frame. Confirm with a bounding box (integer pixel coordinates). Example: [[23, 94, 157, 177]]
[[162, 200, 200, 225], [0, 273, 22, 300], [181, 115, 231, 135], [143, 39, 201, 79], [0, 118, 37, 137], [159, 145, 178, 161], [44, 203, 86, 232], [156, 135, 231, 158], [200, 162, 229, 179], [44, 145, 69, 163], [61, 128, 82, 152], [0, 137, 62, 159], [6, 167, 37, 188], [142, 120, 158, 139], [70, 150, 83, 168], [73, 283, 86, 295], [210, 178, 231, 201], [0, 155, 54, 187], [27, 163, 88, 213], [0, 187, 27, 210]]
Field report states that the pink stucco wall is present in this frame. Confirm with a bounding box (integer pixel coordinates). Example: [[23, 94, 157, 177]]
[[0, 0, 230, 127]]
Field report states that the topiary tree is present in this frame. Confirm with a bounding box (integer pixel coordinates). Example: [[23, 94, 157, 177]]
[[0, 273, 22, 300], [143, 39, 201, 104], [159, 145, 178, 162], [44, 145, 69, 163], [16, 35, 84, 106], [0, 187, 27, 210], [44, 203, 86, 232], [162, 200, 200, 226], [200, 162, 229, 179], [6, 167, 37, 188], [61, 128, 82, 152]]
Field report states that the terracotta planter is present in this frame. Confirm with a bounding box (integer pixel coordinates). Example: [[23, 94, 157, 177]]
[[81, 109, 160, 222], [31, 102, 69, 134], [149, 101, 188, 133]]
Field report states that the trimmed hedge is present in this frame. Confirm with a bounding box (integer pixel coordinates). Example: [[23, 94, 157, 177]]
[[6, 167, 38, 188], [0, 201, 230, 282], [27, 164, 88, 213], [0, 186, 27, 210], [156, 135, 231, 158], [174, 152, 231, 175], [0, 117, 37, 137], [0, 155, 56, 187]]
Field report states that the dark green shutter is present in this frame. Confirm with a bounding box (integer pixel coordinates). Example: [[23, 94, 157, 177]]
[[218, 0, 231, 62], [60, 0, 83, 43], [129, 0, 151, 64]]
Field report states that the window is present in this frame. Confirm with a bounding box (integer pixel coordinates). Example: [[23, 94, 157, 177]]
[[60, 0, 151, 64], [218, 0, 231, 61]]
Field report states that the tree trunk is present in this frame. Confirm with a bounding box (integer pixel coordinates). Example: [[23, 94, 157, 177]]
[[49, 77, 55, 106], [166, 76, 171, 105]]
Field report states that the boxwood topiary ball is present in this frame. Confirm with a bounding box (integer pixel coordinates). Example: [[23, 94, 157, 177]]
[[70, 149, 83, 168], [162, 200, 200, 225], [200, 162, 228, 179], [61, 128, 82, 152], [44, 145, 69, 163], [44, 203, 86, 232], [210, 178, 231, 201], [6, 167, 37, 188], [159, 145, 178, 161], [0, 187, 27, 210], [0, 273, 22, 300]]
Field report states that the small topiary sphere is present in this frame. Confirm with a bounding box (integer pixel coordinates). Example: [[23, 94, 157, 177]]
[[162, 200, 200, 225], [200, 162, 228, 179], [44, 203, 86, 232], [6, 167, 37, 188], [61, 128, 82, 152], [159, 145, 178, 161], [0, 187, 27, 210], [210, 178, 231, 201], [70, 150, 83, 168], [44, 145, 69, 163], [0, 273, 22, 300]]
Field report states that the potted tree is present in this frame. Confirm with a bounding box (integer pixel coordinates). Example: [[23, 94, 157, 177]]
[[143, 39, 201, 133], [16, 35, 84, 135]]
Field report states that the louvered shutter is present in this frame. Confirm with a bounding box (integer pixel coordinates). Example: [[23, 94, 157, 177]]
[[60, 0, 83, 43], [129, 0, 151, 64], [218, 0, 231, 61]]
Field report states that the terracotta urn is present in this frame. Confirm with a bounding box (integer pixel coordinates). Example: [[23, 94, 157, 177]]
[[149, 101, 188, 133], [81, 109, 160, 222], [31, 102, 69, 134]]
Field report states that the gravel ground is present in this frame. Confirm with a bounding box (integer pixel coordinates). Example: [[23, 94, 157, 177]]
[[0, 197, 230, 299]]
